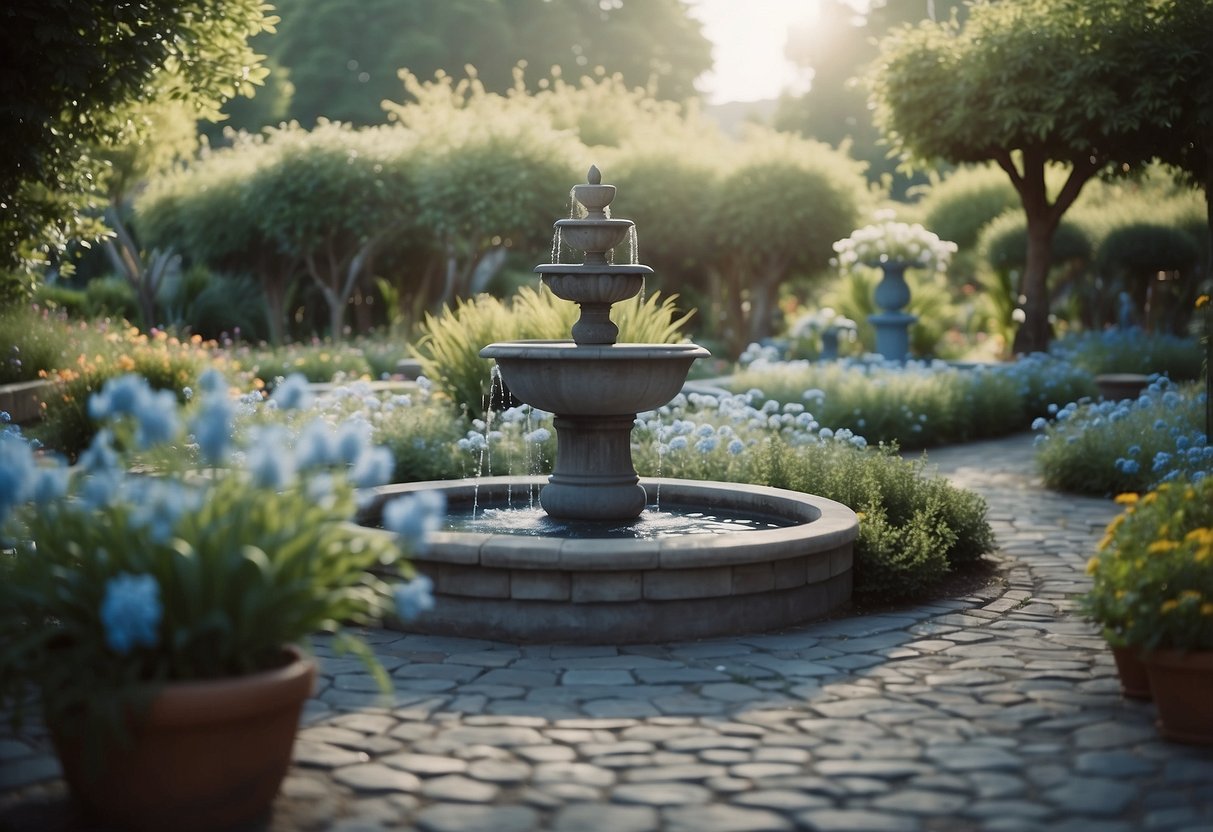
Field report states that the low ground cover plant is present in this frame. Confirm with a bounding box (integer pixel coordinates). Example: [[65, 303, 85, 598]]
[[1034, 378, 1210, 495]]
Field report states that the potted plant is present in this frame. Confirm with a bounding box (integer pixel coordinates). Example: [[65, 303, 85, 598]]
[[1084, 476, 1213, 742], [832, 210, 957, 362], [0, 371, 442, 830]]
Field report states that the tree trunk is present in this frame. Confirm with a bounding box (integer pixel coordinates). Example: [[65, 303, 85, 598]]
[[1011, 217, 1055, 354]]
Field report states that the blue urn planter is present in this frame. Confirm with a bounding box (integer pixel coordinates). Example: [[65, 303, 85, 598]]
[[868, 261, 917, 362]]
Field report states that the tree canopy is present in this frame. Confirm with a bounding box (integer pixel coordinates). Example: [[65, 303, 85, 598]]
[[0, 0, 276, 278], [869, 0, 1207, 354], [235, 0, 712, 129]]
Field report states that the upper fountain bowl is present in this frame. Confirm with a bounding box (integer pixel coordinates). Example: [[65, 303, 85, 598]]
[[554, 217, 633, 258]]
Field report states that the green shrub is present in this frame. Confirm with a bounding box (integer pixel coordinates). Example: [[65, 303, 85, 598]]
[[1049, 329, 1202, 381], [32, 331, 210, 458], [32, 283, 88, 316], [0, 306, 79, 383], [917, 165, 1020, 275], [414, 286, 693, 415], [83, 276, 139, 321], [236, 341, 373, 385]]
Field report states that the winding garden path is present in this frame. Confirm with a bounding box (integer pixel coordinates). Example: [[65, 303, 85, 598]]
[[3, 432, 1213, 831]]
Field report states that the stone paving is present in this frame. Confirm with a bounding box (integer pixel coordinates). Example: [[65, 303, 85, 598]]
[[4, 432, 1213, 831]]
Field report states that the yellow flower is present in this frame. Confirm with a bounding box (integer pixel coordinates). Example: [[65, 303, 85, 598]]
[[1114, 492, 1139, 506], [1185, 528, 1213, 546], [1146, 540, 1180, 555], [1161, 599, 1180, 614], [1197, 294, 1211, 309], [1202, 603, 1213, 616], [1086, 556, 1099, 575], [1179, 590, 1202, 603], [1141, 492, 1158, 506], [854, 511, 866, 522]]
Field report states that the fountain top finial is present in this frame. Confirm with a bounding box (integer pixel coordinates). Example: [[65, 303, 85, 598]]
[[573, 165, 614, 219]]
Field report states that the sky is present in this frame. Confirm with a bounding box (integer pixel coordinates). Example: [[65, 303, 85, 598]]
[[686, 0, 821, 105]]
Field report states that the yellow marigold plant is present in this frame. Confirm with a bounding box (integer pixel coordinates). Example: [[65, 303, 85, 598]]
[[1084, 475, 1213, 650]]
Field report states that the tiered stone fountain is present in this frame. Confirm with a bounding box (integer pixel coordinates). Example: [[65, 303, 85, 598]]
[[368, 167, 857, 642]]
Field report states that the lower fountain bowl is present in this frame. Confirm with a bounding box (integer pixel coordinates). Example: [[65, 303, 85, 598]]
[[362, 477, 858, 643]]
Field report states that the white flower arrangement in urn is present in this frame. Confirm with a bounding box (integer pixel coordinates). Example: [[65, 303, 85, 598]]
[[832, 209, 958, 272]]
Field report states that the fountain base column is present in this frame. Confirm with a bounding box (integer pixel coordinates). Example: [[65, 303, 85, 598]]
[[541, 414, 647, 520]]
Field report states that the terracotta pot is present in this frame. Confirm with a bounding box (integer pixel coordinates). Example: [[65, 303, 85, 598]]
[[1110, 645, 1152, 700], [1144, 648, 1213, 745], [52, 646, 316, 832]]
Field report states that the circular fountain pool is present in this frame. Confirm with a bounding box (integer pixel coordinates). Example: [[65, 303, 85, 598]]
[[364, 476, 858, 643]]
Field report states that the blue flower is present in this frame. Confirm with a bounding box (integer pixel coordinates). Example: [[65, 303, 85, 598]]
[[695, 436, 718, 454], [727, 439, 745, 456], [0, 433, 35, 522], [271, 373, 314, 411], [190, 396, 237, 465], [133, 387, 180, 449], [198, 368, 227, 395], [101, 572, 162, 654], [382, 490, 447, 553], [524, 428, 551, 444], [1115, 458, 1140, 475], [88, 374, 149, 421], [244, 426, 296, 489], [394, 574, 435, 620], [1153, 451, 1173, 473], [350, 446, 394, 488], [1031, 417, 1048, 431], [335, 421, 372, 464]]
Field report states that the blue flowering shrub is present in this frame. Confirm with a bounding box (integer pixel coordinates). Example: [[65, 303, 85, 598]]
[[727, 352, 1094, 449], [0, 372, 442, 749], [1034, 378, 1211, 495], [1049, 329, 1203, 382]]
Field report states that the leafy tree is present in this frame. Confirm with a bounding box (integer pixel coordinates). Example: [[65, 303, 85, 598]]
[[870, 0, 1194, 354], [242, 123, 418, 338], [265, 0, 710, 128], [706, 131, 866, 355], [385, 72, 582, 310], [0, 0, 276, 279], [776, 0, 965, 197], [136, 135, 301, 345]]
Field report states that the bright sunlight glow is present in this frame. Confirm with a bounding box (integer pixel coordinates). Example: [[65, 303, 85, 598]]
[[687, 0, 820, 105]]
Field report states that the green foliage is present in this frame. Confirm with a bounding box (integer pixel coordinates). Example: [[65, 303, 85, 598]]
[[1034, 380, 1208, 496], [1084, 478, 1213, 650], [0, 306, 79, 384], [414, 286, 693, 415], [917, 165, 1020, 268], [161, 268, 270, 343], [265, 0, 710, 128], [83, 277, 140, 322], [1, 0, 276, 276], [980, 213, 1093, 273]]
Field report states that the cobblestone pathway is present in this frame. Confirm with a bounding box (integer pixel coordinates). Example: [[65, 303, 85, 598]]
[[4, 433, 1212, 831]]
